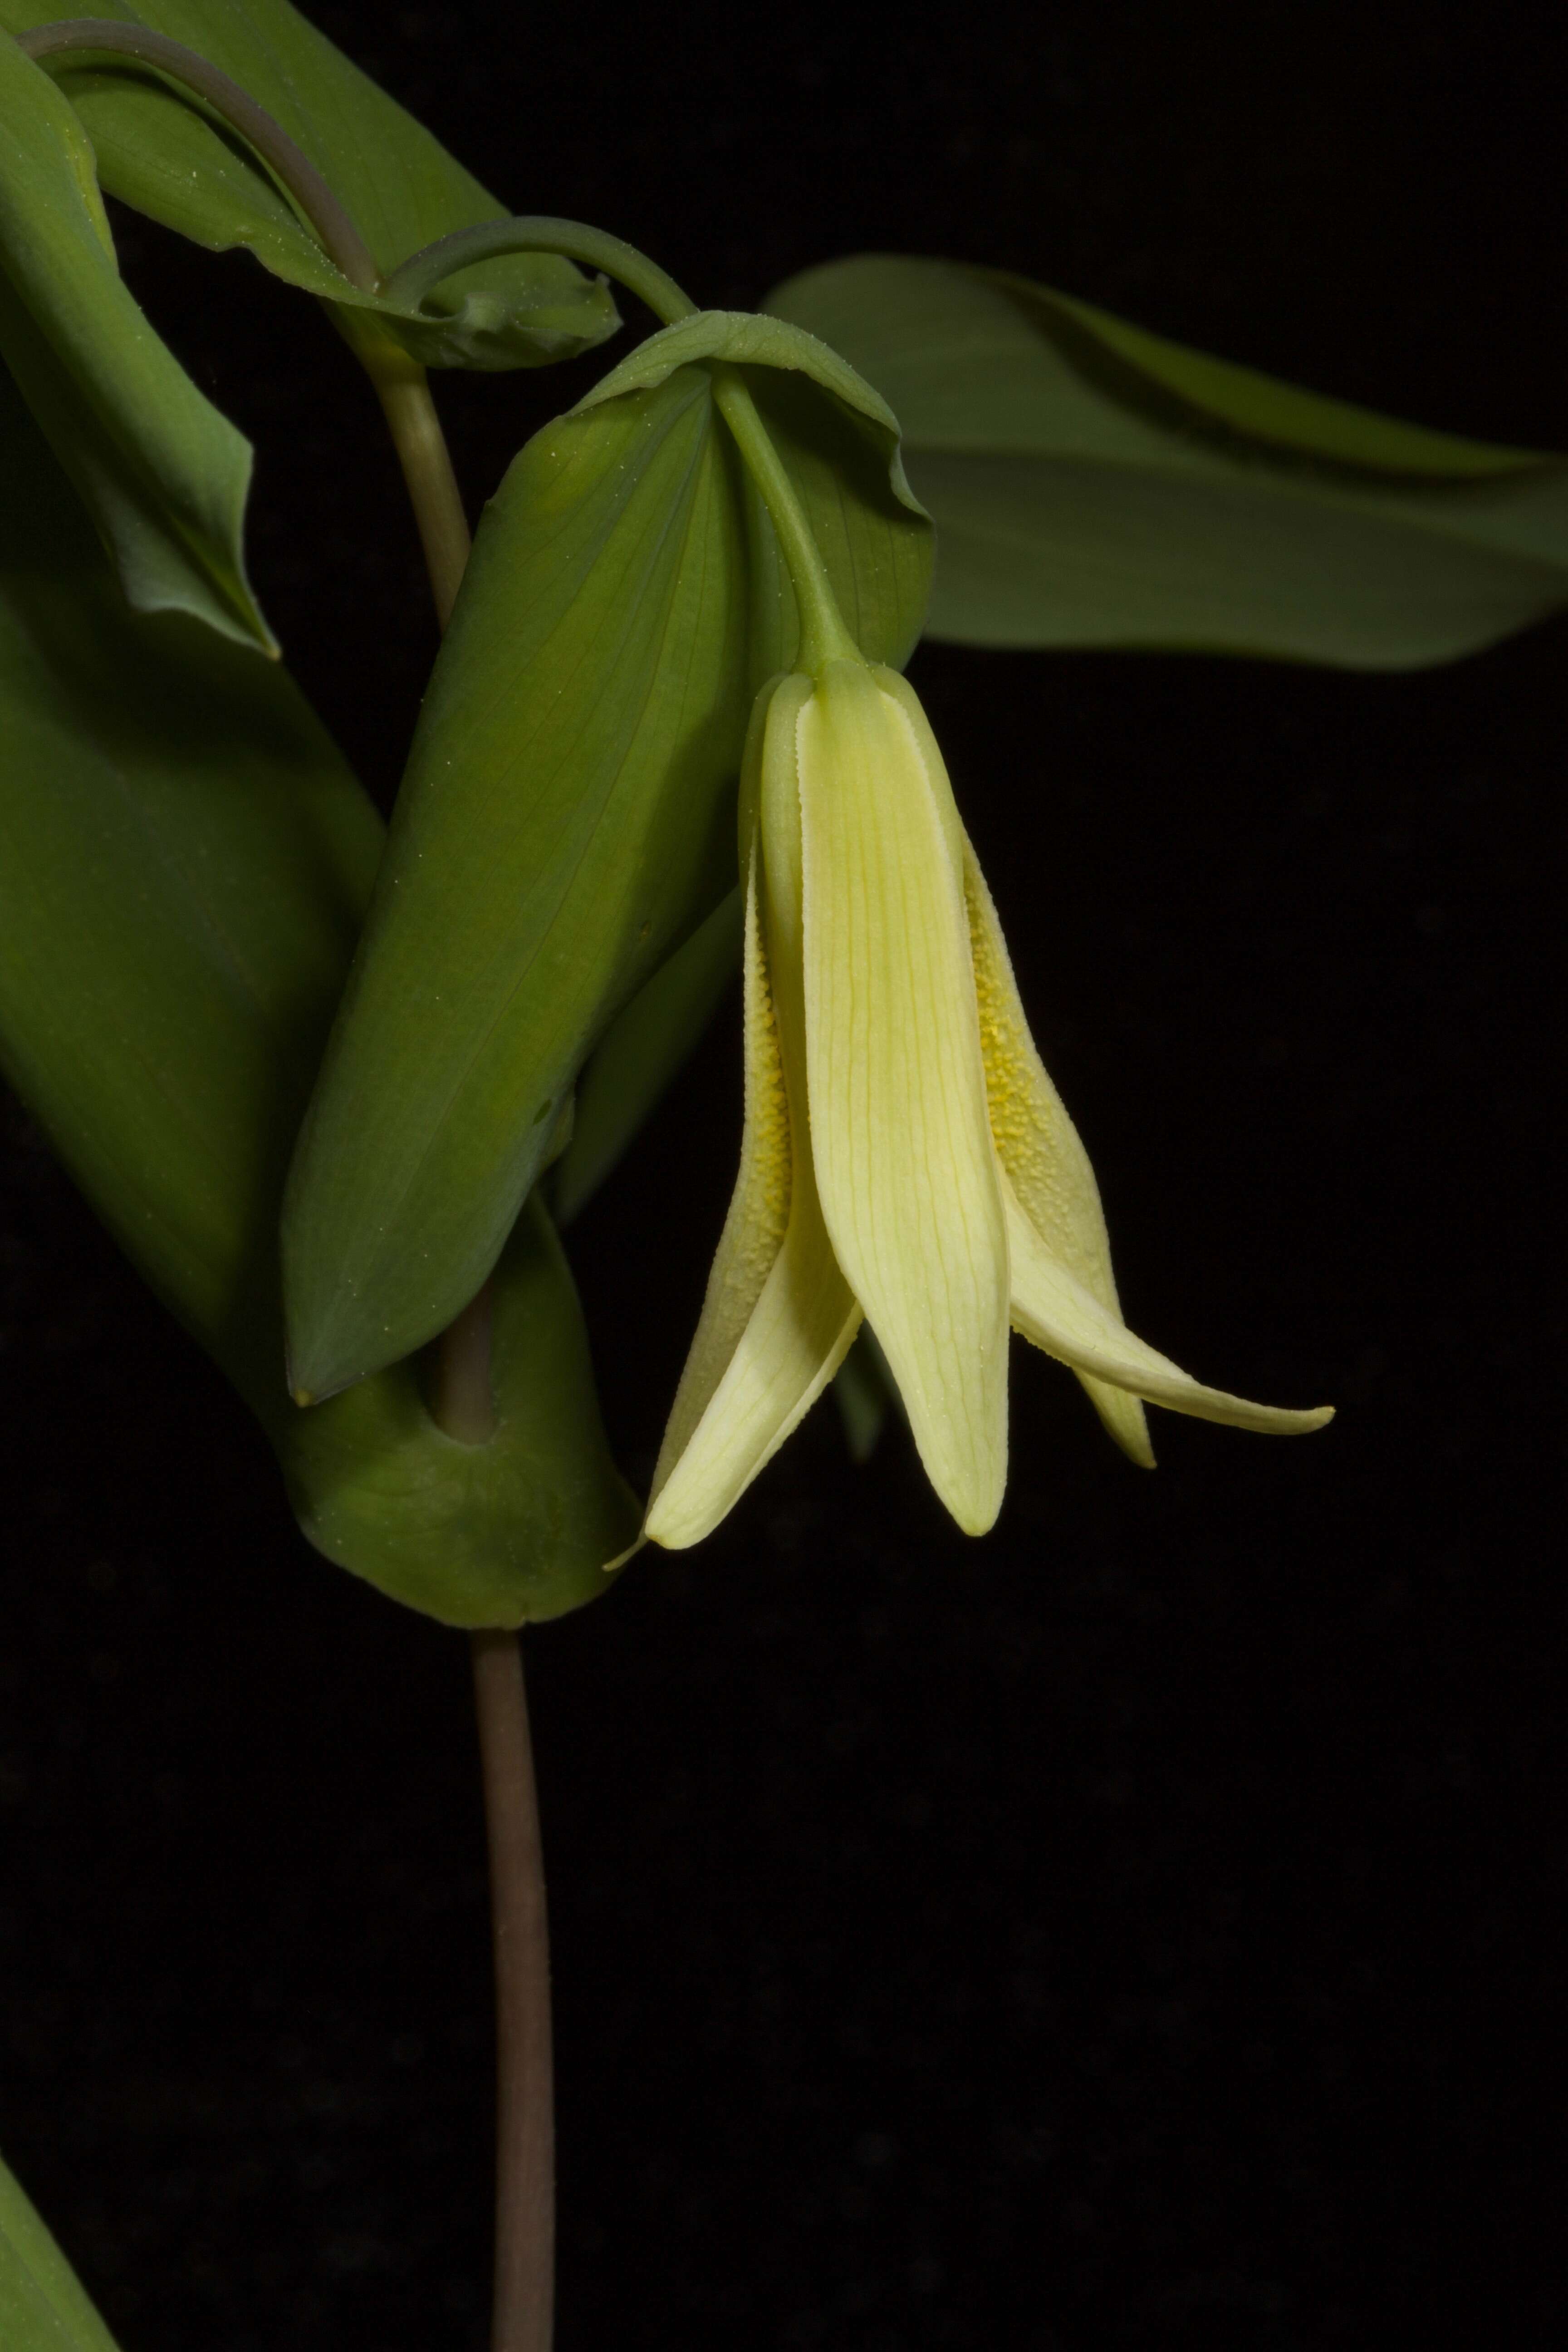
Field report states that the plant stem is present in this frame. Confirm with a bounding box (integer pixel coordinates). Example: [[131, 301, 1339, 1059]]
[[382, 213, 698, 329], [378, 194, 546, 2352], [351, 329, 473, 630], [708, 365, 860, 673], [429, 1278, 497, 1444], [471, 1631, 555, 2352], [28, 19, 547, 2337]]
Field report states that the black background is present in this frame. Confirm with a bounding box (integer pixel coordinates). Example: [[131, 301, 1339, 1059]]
[[2, 1, 1564, 2346]]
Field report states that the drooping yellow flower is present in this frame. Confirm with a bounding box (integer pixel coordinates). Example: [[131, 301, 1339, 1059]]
[[644, 659, 1331, 1548]]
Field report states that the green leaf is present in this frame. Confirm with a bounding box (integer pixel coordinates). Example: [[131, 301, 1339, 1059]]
[[283, 364, 753, 1398], [284, 316, 933, 1399], [286, 1195, 635, 1624], [0, 33, 270, 646], [579, 307, 934, 671], [766, 255, 1568, 668], [4, 3, 619, 369], [0, 363, 638, 1622], [0, 2148, 123, 2352], [554, 885, 742, 1228]]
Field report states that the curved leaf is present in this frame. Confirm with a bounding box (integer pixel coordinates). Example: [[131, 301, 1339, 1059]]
[[284, 306, 937, 1401], [283, 364, 753, 1398], [0, 32, 269, 645], [581, 307, 934, 671], [287, 1196, 634, 1624], [0, 2149, 122, 2352], [767, 255, 1568, 668], [3, 3, 619, 369], [0, 364, 637, 1622]]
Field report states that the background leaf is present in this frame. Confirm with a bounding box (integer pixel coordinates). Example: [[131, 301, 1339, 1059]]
[[767, 255, 1568, 667], [0, 362, 636, 1622], [3, 2, 618, 367], [0, 2149, 122, 2352], [0, 32, 269, 645]]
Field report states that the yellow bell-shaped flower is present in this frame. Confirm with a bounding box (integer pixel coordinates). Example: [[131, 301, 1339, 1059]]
[[644, 659, 1331, 1548]]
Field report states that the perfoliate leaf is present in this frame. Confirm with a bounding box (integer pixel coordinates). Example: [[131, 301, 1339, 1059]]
[[554, 886, 742, 1229], [0, 33, 270, 646], [580, 308, 934, 673], [286, 1196, 635, 1624], [0, 364, 637, 1623], [283, 365, 753, 1397], [3, 3, 618, 369], [0, 2148, 123, 2352], [767, 255, 1568, 668]]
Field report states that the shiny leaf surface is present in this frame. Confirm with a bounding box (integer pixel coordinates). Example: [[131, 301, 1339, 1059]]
[[767, 255, 1568, 667]]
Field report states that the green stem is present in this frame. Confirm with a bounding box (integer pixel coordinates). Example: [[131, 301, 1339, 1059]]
[[351, 328, 473, 631], [708, 365, 859, 672], [382, 214, 698, 329], [17, 18, 379, 290]]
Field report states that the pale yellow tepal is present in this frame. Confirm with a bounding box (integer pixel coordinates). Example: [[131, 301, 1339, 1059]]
[[644, 660, 1332, 1548]]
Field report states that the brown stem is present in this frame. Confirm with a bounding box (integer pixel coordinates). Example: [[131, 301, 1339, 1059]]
[[430, 1278, 497, 1446], [471, 1630, 555, 2352]]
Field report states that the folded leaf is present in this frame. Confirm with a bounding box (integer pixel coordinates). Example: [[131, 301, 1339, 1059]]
[[282, 306, 935, 1396], [0, 2147, 123, 2352], [283, 363, 754, 1398], [767, 255, 1568, 667], [0, 363, 637, 1622], [0, 31, 269, 645], [4, 2, 617, 369], [579, 307, 934, 673], [287, 1196, 638, 1623]]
